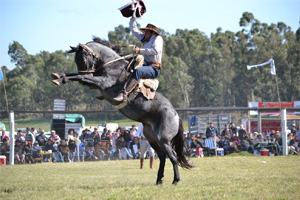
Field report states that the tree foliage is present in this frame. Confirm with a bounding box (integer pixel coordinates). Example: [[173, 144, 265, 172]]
[[1, 12, 300, 113]]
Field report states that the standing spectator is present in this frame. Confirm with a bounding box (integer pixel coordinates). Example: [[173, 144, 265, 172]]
[[67, 129, 75, 143], [0, 129, 9, 143], [184, 133, 192, 155], [16, 130, 24, 142], [36, 129, 47, 147], [238, 125, 247, 141], [130, 125, 137, 136], [129, 136, 140, 159], [15, 140, 25, 164], [206, 122, 219, 138], [290, 123, 296, 134], [50, 130, 61, 144], [295, 124, 300, 148], [80, 128, 91, 142], [25, 127, 35, 144], [230, 122, 238, 135], [221, 124, 233, 139], [120, 128, 132, 149], [135, 123, 155, 169]]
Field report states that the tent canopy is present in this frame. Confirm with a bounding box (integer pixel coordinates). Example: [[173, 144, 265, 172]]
[[65, 114, 85, 127]]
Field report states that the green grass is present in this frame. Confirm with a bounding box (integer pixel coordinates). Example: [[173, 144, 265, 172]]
[[1, 156, 300, 200]]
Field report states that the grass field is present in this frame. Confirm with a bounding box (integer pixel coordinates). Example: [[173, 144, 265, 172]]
[[1, 155, 300, 200]]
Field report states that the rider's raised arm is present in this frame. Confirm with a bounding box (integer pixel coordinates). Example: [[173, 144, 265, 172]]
[[130, 17, 144, 42]]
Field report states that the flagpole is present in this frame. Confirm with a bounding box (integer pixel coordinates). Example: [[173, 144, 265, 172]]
[[275, 75, 280, 103], [1, 76, 9, 114]]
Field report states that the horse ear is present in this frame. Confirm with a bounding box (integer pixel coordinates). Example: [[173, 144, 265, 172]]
[[67, 46, 78, 53]]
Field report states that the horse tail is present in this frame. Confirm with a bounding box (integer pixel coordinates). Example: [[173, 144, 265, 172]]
[[172, 118, 193, 169]]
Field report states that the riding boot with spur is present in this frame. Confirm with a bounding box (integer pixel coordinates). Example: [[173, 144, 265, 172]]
[[140, 158, 144, 169], [113, 78, 138, 102]]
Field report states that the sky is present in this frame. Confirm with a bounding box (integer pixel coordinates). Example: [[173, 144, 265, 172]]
[[1, 0, 299, 70]]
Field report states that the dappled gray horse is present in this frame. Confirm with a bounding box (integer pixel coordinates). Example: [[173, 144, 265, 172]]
[[51, 39, 192, 185]]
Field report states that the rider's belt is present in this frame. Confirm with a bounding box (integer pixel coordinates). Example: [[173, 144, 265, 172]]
[[140, 136, 147, 141], [146, 61, 162, 70]]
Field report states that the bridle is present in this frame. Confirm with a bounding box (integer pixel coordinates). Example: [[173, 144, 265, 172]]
[[79, 44, 135, 73]]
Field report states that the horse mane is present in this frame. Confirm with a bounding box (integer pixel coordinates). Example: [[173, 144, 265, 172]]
[[92, 36, 124, 55]]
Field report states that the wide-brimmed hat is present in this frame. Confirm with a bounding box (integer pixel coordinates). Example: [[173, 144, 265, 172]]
[[140, 24, 159, 35]]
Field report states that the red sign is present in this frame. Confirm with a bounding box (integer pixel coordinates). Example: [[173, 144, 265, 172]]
[[258, 102, 294, 108], [246, 121, 281, 134]]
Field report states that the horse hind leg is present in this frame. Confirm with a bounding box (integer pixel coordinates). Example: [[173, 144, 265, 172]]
[[159, 141, 180, 185]]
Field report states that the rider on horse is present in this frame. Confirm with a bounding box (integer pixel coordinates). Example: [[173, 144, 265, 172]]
[[113, 17, 163, 102]]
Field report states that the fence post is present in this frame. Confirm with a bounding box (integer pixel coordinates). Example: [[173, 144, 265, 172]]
[[281, 109, 288, 155], [9, 110, 15, 165]]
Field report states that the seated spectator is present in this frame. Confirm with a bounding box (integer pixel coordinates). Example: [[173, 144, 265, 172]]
[[254, 134, 267, 150], [209, 132, 220, 144], [190, 136, 203, 158], [85, 143, 98, 161], [36, 129, 47, 147], [15, 140, 25, 164], [241, 136, 254, 153], [1, 129, 9, 143], [219, 135, 235, 154], [183, 133, 192, 156], [117, 136, 132, 160], [52, 143, 64, 163], [59, 140, 71, 162], [1, 138, 10, 162], [43, 139, 53, 162], [288, 133, 299, 155], [232, 136, 241, 150], [129, 136, 140, 159], [31, 141, 42, 160], [94, 141, 105, 160], [24, 144, 34, 164], [50, 130, 61, 144]]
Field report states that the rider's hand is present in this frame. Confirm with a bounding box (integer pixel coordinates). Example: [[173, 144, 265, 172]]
[[134, 46, 140, 54]]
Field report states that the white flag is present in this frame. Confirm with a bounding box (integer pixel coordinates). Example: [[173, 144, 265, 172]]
[[247, 59, 276, 75]]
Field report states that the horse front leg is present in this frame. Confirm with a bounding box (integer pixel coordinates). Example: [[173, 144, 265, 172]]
[[51, 74, 101, 89], [156, 152, 166, 185]]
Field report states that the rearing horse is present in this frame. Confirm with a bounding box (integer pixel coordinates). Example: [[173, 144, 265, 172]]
[[51, 39, 192, 185]]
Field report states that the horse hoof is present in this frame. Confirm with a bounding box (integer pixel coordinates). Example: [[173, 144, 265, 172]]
[[172, 181, 178, 185], [52, 80, 61, 86], [156, 180, 163, 185], [51, 73, 62, 79]]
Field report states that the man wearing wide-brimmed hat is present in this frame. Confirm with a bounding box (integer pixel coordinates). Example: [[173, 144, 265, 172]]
[[114, 17, 163, 102]]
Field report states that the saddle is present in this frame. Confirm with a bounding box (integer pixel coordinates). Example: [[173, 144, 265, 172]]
[[131, 55, 159, 100]]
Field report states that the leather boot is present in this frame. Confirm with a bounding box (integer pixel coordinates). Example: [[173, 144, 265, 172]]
[[140, 158, 144, 169], [150, 157, 154, 169], [113, 78, 138, 102]]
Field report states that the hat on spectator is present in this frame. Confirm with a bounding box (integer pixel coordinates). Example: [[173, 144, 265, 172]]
[[34, 141, 38, 144], [53, 143, 58, 148], [28, 142, 32, 145], [51, 130, 56, 133], [276, 133, 280, 136], [292, 123, 296, 127], [17, 129, 22, 132]]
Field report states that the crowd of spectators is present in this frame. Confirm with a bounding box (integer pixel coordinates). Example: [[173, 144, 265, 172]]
[[0, 125, 141, 164], [184, 122, 300, 157], [1, 122, 300, 164]]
